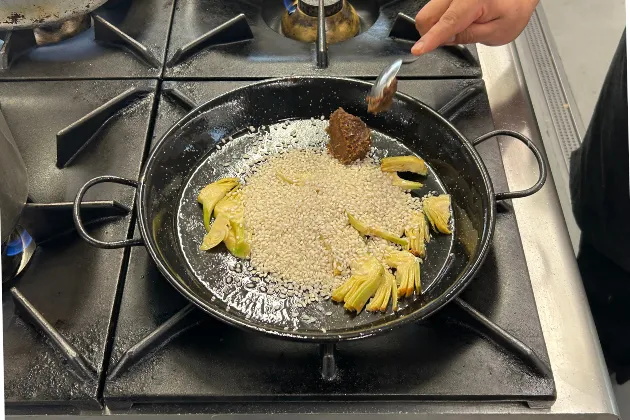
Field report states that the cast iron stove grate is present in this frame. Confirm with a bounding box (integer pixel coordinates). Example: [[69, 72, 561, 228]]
[[1, 80, 157, 413], [164, 0, 480, 79]]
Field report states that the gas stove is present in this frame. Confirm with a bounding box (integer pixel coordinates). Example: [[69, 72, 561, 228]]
[[2, 0, 555, 415]]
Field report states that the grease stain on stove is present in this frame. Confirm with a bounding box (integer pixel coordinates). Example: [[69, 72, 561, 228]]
[[4, 12, 25, 25]]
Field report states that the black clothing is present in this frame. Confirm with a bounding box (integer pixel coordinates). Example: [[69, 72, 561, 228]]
[[576, 240, 630, 383], [570, 30, 630, 383], [571, 30, 629, 272]]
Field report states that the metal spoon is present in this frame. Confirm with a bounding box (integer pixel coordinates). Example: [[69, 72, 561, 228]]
[[367, 56, 420, 113], [369, 56, 420, 99]]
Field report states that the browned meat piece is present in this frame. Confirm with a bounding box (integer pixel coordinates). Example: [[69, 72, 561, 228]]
[[366, 78, 397, 114], [326, 108, 371, 164]]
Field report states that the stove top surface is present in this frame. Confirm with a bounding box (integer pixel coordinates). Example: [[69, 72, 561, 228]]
[[2, 0, 553, 415]]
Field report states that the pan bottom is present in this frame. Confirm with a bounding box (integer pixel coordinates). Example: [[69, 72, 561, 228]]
[[175, 118, 454, 335]]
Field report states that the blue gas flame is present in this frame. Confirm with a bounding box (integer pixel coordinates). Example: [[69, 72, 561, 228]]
[[6, 228, 33, 257], [30, 27, 100, 62], [284, 0, 297, 14]]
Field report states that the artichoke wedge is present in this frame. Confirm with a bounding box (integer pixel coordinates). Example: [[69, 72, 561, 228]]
[[405, 210, 430, 258], [386, 251, 421, 298], [200, 190, 251, 258], [423, 194, 452, 234], [223, 217, 251, 259], [366, 269, 398, 312], [197, 178, 240, 232], [381, 156, 428, 176], [332, 256, 383, 313], [347, 213, 408, 248], [389, 173, 423, 190], [201, 214, 230, 251]]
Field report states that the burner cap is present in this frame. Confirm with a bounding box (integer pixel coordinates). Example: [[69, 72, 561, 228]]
[[280, 0, 362, 44], [33, 14, 91, 46], [298, 0, 344, 17]]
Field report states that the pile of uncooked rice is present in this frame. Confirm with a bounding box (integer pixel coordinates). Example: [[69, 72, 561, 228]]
[[241, 148, 422, 304]]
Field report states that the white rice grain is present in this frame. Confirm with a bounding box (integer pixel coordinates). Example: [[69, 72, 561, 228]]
[[241, 149, 422, 305]]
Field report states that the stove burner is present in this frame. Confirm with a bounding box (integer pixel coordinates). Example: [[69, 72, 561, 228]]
[[298, 0, 343, 17], [281, 0, 361, 44], [2, 225, 35, 283], [33, 14, 91, 46]]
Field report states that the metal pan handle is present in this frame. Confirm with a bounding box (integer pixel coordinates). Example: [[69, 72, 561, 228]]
[[472, 130, 547, 201], [73, 175, 144, 249]]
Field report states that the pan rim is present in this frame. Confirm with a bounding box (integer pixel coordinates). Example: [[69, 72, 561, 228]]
[[136, 76, 497, 342]]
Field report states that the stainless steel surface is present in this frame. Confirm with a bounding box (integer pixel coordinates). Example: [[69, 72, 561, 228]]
[[0, 0, 107, 30], [0, 104, 28, 244], [479, 41, 618, 418], [522, 10, 585, 164], [515, 6, 584, 252]]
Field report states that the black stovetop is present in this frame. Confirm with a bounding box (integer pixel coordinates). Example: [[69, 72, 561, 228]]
[[2, 0, 554, 415], [0, 0, 479, 81]]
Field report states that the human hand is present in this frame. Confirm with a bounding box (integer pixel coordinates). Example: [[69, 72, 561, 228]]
[[411, 0, 539, 55]]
